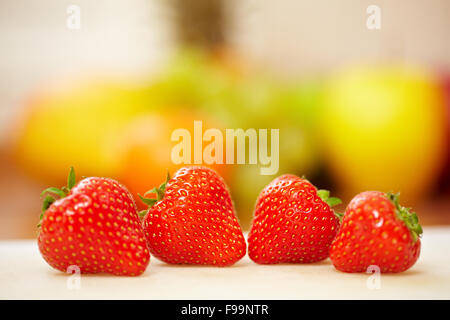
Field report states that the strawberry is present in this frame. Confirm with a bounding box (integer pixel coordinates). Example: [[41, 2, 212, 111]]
[[248, 174, 341, 264], [38, 167, 150, 276], [329, 191, 422, 273], [140, 166, 246, 266]]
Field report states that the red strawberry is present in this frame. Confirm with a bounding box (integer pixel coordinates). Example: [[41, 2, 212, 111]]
[[38, 167, 150, 276], [248, 174, 341, 264], [329, 191, 422, 273], [140, 166, 246, 266]]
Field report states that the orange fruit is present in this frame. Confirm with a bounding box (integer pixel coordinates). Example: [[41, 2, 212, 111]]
[[117, 110, 231, 208]]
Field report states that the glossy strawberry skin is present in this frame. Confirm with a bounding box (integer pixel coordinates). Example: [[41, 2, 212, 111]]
[[38, 177, 150, 276], [142, 166, 246, 266], [330, 191, 421, 273], [248, 175, 340, 264]]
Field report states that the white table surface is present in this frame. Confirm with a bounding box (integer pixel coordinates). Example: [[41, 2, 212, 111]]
[[1, 227, 450, 300]]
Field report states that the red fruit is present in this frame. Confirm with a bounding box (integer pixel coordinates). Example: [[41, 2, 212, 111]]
[[38, 168, 150, 276], [330, 191, 422, 273], [248, 174, 341, 264], [140, 166, 246, 266]]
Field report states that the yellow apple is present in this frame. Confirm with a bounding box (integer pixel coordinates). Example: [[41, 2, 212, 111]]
[[320, 64, 447, 205]]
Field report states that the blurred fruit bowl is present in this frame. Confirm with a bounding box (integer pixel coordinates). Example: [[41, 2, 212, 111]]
[[9, 49, 329, 228]]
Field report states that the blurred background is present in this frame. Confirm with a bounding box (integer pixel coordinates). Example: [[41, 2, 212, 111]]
[[1, 0, 449, 238]]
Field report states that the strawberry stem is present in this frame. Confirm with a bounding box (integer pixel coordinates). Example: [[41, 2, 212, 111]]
[[317, 189, 343, 221], [334, 211, 344, 221], [317, 189, 342, 207], [40, 187, 66, 198], [67, 166, 76, 189], [387, 192, 423, 242], [138, 171, 171, 209], [38, 166, 77, 228], [138, 210, 148, 219]]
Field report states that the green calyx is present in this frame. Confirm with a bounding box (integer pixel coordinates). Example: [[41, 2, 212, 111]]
[[317, 189, 343, 220], [387, 192, 423, 242], [38, 167, 76, 228], [138, 171, 171, 218]]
